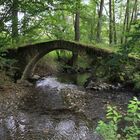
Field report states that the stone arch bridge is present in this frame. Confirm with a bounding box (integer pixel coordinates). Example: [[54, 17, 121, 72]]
[[6, 40, 115, 81]]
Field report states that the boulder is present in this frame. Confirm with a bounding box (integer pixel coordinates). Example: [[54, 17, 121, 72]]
[[85, 79, 122, 91], [17, 80, 33, 87], [32, 75, 41, 80]]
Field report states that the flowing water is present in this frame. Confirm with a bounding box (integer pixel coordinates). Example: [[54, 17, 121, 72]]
[[0, 76, 102, 140]]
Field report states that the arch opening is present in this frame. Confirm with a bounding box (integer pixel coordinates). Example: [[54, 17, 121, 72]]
[[34, 50, 74, 77], [21, 48, 77, 80]]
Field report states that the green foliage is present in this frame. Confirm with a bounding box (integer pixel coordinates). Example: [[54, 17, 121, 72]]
[[93, 53, 134, 83], [106, 106, 122, 123], [0, 55, 17, 74], [98, 20, 140, 83], [96, 97, 140, 140], [132, 73, 140, 91], [123, 97, 140, 140], [122, 20, 140, 58], [129, 24, 140, 58], [107, 56, 129, 83], [0, 46, 17, 77], [96, 105, 122, 140]]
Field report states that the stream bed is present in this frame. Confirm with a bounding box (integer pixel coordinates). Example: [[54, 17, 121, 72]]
[[0, 76, 135, 140]]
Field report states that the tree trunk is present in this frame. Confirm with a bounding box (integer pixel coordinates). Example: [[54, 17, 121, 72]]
[[134, 0, 138, 20], [96, 0, 104, 42], [22, 12, 28, 35], [112, 0, 117, 44], [11, 0, 18, 42], [74, 10, 80, 41], [129, 0, 138, 31], [121, 0, 130, 44], [89, 1, 96, 42], [89, 18, 94, 42], [70, 0, 80, 66], [109, 0, 113, 44], [125, 0, 130, 43], [126, 0, 130, 32], [121, 9, 127, 44]]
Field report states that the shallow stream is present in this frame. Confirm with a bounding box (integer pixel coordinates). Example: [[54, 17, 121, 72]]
[[0, 76, 103, 140]]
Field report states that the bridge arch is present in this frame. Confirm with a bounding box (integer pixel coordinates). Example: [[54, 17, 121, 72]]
[[21, 48, 77, 80], [10, 40, 111, 81], [6, 40, 139, 82]]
